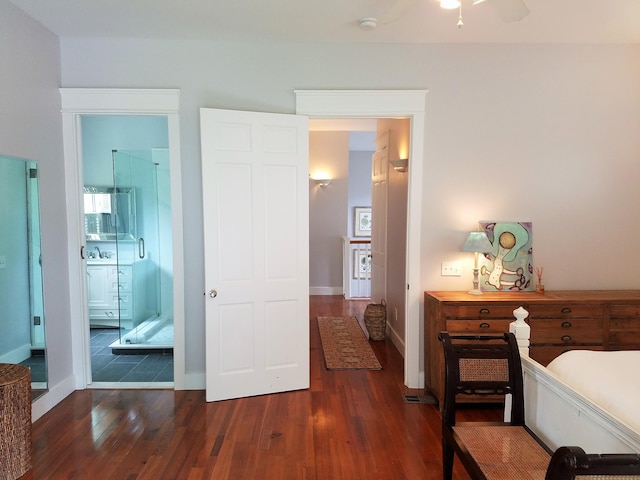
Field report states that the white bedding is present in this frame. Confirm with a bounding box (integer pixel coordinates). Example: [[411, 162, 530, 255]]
[[546, 350, 640, 433]]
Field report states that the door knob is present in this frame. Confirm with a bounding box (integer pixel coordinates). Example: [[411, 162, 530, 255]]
[[208, 289, 218, 298]]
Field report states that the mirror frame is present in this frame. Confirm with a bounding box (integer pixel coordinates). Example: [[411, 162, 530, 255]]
[[84, 185, 137, 241]]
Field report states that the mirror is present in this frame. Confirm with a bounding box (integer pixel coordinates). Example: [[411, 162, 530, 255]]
[[0, 155, 47, 400], [84, 186, 136, 241]]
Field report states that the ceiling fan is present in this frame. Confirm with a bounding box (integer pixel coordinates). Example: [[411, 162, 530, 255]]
[[449, 0, 530, 25], [361, 0, 529, 29]]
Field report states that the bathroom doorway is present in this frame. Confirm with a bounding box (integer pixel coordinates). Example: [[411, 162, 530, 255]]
[[82, 116, 174, 384]]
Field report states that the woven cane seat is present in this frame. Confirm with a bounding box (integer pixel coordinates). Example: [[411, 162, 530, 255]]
[[453, 425, 551, 480]]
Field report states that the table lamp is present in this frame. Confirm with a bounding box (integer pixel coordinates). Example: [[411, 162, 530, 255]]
[[461, 231, 494, 295]]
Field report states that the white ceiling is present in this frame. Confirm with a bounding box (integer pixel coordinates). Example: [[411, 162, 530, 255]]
[[9, 0, 640, 44]]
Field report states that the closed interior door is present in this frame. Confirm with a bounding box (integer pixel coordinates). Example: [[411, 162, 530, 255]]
[[200, 108, 310, 402]]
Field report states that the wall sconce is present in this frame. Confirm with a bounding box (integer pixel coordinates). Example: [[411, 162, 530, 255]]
[[314, 178, 332, 188], [390, 158, 408, 173], [461, 230, 493, 295]]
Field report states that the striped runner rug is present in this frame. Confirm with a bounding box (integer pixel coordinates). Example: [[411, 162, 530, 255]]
[[317, 316, 382, 370]]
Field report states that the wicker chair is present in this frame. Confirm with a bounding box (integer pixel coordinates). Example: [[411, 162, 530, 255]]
[[546, 446, 640, 479], [439, 332, 640, 480], [438, 332, 551, 480]]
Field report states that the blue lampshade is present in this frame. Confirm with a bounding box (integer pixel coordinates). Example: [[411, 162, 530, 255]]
[[461, 231, 493, 254]]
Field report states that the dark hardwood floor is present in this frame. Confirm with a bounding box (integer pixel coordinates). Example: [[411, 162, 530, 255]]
[[24, 296, 499, 479]]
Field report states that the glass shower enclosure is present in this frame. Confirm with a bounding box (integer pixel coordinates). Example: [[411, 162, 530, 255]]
[[111, 149, 173, 348]]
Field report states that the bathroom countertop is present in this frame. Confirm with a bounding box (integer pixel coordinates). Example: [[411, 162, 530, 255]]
[[86, 258, 135, 265]]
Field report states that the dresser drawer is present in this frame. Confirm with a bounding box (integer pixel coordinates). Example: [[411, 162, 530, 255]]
[[609, 330, 640, 347], [529, 318, 603, 344], [528, 304, 603, 318], [610, 317, 640, 330], [443, 304, 523, 319], [610, 304, 640, 317], [445, 319, 513, 333]]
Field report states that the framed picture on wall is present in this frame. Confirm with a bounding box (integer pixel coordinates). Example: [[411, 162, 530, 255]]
[[354, 207, 372, 237], [353, 250, 372, 279]]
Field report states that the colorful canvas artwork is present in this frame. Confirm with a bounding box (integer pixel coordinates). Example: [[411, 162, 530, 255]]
[[479, 221, 533, 292]]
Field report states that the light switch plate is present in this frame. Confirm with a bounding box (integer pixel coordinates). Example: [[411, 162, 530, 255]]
[[0, 255, 6, 269], [441, 261, 461, 276]]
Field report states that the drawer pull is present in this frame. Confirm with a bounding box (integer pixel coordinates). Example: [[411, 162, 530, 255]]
[[479, 322, 490, 328], [561, 321, 572, 328], [479, 308, 490, 314], [561, 335, 572, 342], [561, 307, 572, 314]]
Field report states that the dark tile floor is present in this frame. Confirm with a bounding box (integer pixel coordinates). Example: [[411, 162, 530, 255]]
[[20, 328, 174, 385], [20, 351, 47, 383], [90, 328, 173, 382]]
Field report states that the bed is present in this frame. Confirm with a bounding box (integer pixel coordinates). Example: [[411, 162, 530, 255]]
[[522, 348, 640, 454]]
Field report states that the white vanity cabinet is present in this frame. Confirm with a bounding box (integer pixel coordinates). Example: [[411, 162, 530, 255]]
[[87, 262, 133, 327]]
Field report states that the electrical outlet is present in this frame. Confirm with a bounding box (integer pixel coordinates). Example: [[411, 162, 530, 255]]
[[441, 261, 461, 276], [0, 255, 6, 269]]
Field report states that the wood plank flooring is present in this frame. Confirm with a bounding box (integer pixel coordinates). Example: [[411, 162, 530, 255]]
[[23, 296, 500, 479]]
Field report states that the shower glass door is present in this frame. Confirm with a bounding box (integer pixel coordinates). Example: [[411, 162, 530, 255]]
[[112, 150, 171, 347]]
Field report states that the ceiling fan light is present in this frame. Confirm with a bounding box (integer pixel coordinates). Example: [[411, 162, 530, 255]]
[[440, 0, 461, 10]]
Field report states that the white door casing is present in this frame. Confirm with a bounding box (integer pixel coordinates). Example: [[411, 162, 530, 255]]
[[60, 88, 184, 394], [295, 89, 427, 389], [200, 108, 310, 402], [370, 130, 389, 305]]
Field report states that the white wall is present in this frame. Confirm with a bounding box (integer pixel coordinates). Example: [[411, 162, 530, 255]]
[[309, 131, 349, 294], [420, 45, 640, 292], [380, 118, 410, 343], [0, 1, 70, 398], [51, 38, 640, 379]]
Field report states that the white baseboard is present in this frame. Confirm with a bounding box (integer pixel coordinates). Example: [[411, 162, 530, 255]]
[[0, 343, 31, 364], [387, 322, 405, 359], [182, 372, 206, 390], [310, 286, 343, 296], [32, 373, 76, 422]]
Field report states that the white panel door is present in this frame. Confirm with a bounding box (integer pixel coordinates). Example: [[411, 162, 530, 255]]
[[370, 130, 389, 305], [200, 108, 309, 402]]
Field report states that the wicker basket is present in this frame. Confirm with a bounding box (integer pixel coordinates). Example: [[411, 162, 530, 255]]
[[0, 364, 32, 480], [364, 299, 387, 341]]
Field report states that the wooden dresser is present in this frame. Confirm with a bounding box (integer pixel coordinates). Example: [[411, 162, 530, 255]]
[[424, 290, 640, 406]]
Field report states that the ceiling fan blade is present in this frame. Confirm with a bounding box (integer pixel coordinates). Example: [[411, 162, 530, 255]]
[[380, 0, 418, 24], [488, 0, 529, 22]]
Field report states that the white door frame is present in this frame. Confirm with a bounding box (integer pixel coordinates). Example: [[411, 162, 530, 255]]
[[295, 90, 427, 388], [60, 88, 186, 389]]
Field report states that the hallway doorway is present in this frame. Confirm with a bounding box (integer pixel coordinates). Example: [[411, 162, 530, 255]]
[[298, 89, 427, 389]]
